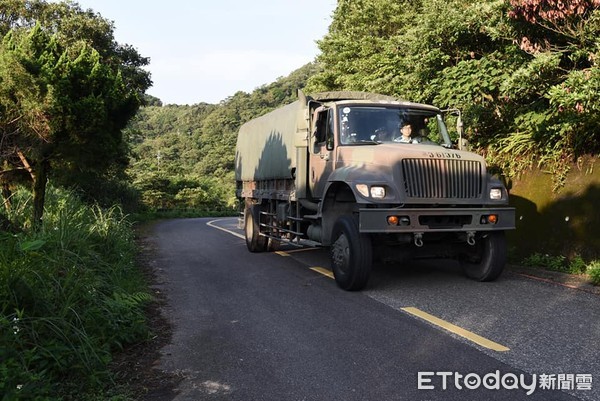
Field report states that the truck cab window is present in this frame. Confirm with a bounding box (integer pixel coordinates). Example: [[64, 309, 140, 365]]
[[338, 105, 452, 147], [314, 109, 328, 144], [326, 109, 334, 150]]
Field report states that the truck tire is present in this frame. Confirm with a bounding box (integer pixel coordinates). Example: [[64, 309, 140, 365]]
[[460, 231, 506, 281], [245, 205, 268, 253], [330, 215, 372, 291]]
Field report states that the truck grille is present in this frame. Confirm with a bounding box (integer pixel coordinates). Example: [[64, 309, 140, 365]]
[[402, 158, 483, 199]]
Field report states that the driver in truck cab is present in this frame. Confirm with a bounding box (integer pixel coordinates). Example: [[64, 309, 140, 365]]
[[396, 123, 413, 143], [374, 122, 413, 143]]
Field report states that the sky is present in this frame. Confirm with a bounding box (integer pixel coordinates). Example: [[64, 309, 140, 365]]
[[71, 1, 337, 105]]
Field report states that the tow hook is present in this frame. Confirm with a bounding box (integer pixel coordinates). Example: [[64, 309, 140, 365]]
[[414, 233, 424, 247], [467, 231, 476, 246]]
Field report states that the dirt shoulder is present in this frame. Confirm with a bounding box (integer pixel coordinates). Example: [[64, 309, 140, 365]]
[[110, 223, 180, 400], [508, 264, 600, 295]]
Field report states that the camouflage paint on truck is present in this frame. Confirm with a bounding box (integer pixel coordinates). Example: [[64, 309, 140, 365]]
[[236, 91, 515, 290]]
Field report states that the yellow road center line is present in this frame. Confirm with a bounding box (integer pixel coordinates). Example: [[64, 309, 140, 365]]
[[401, 307, 509, 352], [310, 267, 334, 279], [275, 251, 290, 257], [284, 247, 319, 254]]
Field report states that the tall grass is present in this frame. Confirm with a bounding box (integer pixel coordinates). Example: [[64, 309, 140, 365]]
[[0, 186, 150, 400]]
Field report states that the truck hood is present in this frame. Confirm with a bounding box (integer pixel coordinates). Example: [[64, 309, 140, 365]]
[[336, 143, 485, 170], [332, 143, 488, 204]]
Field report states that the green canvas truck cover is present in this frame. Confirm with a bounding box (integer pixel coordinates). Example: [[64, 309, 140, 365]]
[[235, 100, 301, 182]]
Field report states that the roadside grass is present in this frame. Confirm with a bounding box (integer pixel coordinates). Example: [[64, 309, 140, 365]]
[[0, 186, 150, 400], [521, 253, 600, 285]]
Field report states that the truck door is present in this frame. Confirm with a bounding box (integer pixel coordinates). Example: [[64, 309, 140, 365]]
[[309, 107, 335, 199]]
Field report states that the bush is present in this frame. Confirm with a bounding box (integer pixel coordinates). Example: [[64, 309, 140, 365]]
[[568, 255, 588, 274], [588, 261, 600, 286], [521, 253, 592, 274], [0, 186, 149, 399], [521, 253, 567, 272]]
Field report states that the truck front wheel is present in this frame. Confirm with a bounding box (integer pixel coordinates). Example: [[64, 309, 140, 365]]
[[244, 204, 268, 253], [330, 215, 372, 291], [460, 231, 506, 281]]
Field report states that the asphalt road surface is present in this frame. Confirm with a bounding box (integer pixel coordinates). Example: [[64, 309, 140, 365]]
[[148, 217, 599, 401]]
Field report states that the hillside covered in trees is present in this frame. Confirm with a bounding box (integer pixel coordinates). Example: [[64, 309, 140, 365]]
[[308, 0, 600, 189], [3, 0, 599, 227], [126, 63, 321, 212], [128, 0, 600, 214]]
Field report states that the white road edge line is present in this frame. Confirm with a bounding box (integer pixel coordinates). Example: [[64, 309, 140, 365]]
[[206, 218, 245, 240]]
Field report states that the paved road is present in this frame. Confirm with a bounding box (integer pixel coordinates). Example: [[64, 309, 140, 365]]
[[148, 217, 599, 401]]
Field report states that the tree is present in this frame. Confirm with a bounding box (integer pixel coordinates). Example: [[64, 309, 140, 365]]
[[506, 0, 600, 137], [0, 0, 151, 224], [307, 0, 420, 97], [125, 63, 320, 212], [309, 0, 600, 187]]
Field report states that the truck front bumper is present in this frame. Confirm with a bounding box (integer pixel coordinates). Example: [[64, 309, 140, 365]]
[[359, 207, 515, 233]]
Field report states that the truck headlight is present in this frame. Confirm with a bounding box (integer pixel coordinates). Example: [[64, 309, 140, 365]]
[[370, 186, 386, 199], [490, 188, 503, 200]]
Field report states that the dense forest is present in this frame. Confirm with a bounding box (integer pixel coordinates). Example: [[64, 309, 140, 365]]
[[309, 0, 600, 190], [127, 0, 600, 214], [125, 63, 321, 212], [2, 0, 599, 220]]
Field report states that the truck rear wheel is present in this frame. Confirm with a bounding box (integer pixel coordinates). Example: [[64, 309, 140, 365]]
[[460, 231, 506, 281], [245, 204, 268, 253], [330, 215, 372, 291]]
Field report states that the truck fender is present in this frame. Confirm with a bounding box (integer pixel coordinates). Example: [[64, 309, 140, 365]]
[[318, 181, 359, 246]]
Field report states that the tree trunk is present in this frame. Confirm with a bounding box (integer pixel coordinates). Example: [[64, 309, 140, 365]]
[[32, 160, 49, 227]]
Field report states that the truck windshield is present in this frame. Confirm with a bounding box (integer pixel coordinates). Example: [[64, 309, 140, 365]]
[[338, 106, 452, 147]]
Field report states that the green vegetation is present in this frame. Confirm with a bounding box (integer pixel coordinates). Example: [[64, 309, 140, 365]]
[[0, 1, 151, 399], [589, 261, 600, 286], [124, 0, 600, 218], [0, 187, 149, 399], [306, 0, 600, 188], [521, 252, 600, 284], [125, 63, 321, 214], [0, 0, 150, 222]]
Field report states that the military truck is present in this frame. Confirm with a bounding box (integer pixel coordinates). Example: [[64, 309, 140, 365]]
[[235, 91, 515, 290]]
